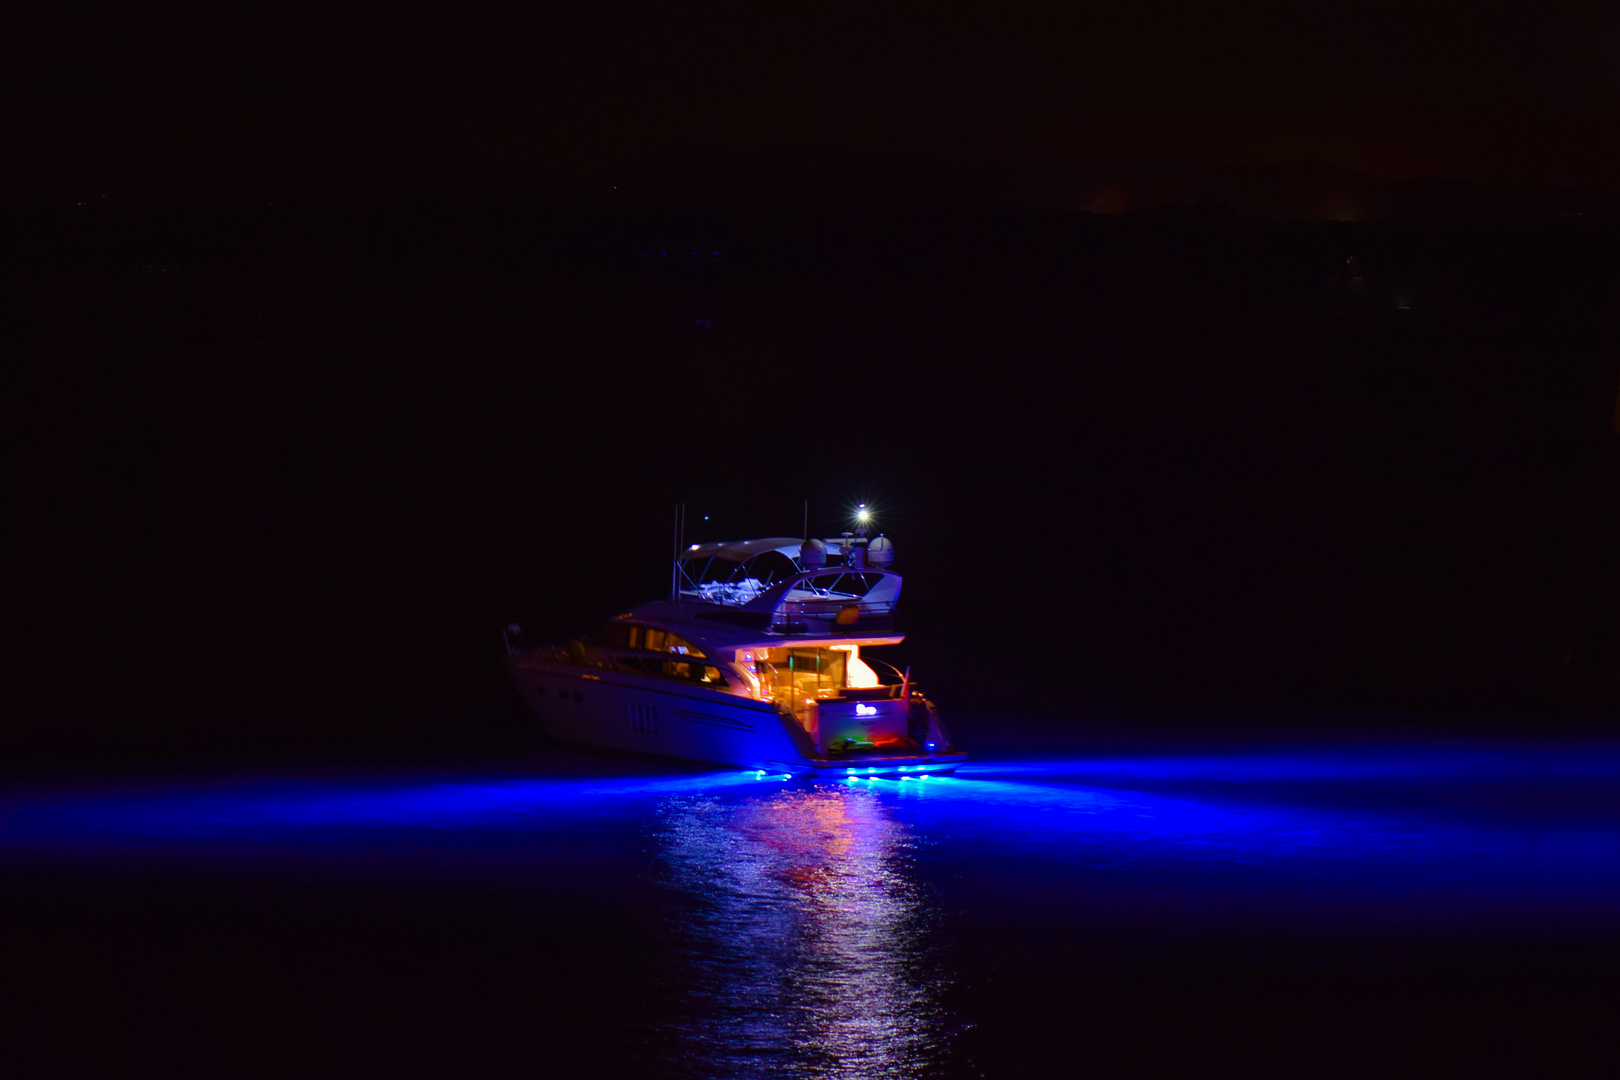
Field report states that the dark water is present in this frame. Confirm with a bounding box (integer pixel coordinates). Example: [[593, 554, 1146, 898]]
[[5, 731, 1619, 1077]]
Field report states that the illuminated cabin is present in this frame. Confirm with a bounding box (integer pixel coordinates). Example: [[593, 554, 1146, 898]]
[[503, 528, 962, 776]]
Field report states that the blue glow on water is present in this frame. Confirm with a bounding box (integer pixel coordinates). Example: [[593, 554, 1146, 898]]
[[3, 744, 1615, 923], [3, 741, 1619, 1075], [0, 770, 763, 844]]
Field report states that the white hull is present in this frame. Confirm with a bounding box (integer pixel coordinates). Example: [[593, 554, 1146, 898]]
[[505, 655, 965, 775]]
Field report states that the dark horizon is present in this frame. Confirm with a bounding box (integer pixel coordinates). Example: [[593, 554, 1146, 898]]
[[12, 3, 1620, 204], [19, 141, 1620, 234]]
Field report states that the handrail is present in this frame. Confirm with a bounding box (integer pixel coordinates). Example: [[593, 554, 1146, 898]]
[[780, 598, 898, 615], [768, 598, 899, 635]]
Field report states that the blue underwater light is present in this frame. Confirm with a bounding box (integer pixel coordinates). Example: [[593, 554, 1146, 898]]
[[0, 743, 1616, 951]]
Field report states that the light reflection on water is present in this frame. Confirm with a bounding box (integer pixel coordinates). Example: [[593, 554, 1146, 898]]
[[4, 746, 1618, 919], [3, 742, 1620, 1076], [655, 787, 950, 1079]]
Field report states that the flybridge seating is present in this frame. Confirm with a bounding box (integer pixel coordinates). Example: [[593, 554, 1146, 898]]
[[675, 537, 901, 635]]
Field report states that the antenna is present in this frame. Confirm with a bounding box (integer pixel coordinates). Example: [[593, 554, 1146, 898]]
[[670, 504, 689, 601], [670, 505, 680, 600], [803, 499, 808, 542]]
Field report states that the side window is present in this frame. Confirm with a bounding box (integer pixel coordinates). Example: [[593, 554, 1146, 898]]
[[668, 633, 705, 658], [634, 627, 706, 658], [617, 656, 728, 686], [666, 660, 726, 686], [610, 625, 708, 660]]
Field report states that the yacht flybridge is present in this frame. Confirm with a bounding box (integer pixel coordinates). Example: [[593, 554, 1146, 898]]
[[503, 518, 963, 776]]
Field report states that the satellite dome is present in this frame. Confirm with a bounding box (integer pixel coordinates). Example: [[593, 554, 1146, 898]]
[[800, 537, 827, 569], [867, 535, 895, 568]]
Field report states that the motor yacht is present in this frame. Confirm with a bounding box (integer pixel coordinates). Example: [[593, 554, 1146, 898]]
[[503, 516, 963, 776]]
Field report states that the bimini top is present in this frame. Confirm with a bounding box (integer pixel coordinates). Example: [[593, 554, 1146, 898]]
[[681, 537, 805, 562], [671, 535, 901, 637]]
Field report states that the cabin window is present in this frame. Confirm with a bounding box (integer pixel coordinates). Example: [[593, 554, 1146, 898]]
[[617, 655, 728, 686], [595, 624, 707, 658], [634, 626, 705, 657]]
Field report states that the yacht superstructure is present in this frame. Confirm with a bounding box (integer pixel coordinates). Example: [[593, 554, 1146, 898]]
[[503, 517, 962, 776]]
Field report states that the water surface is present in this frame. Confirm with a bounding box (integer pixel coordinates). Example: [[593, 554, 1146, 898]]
[[4, 734, 1617, 1077]]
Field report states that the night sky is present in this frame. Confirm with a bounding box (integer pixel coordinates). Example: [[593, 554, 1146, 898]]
[[11, 3, 1620, 202], [9, 4, 1620, 759]]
